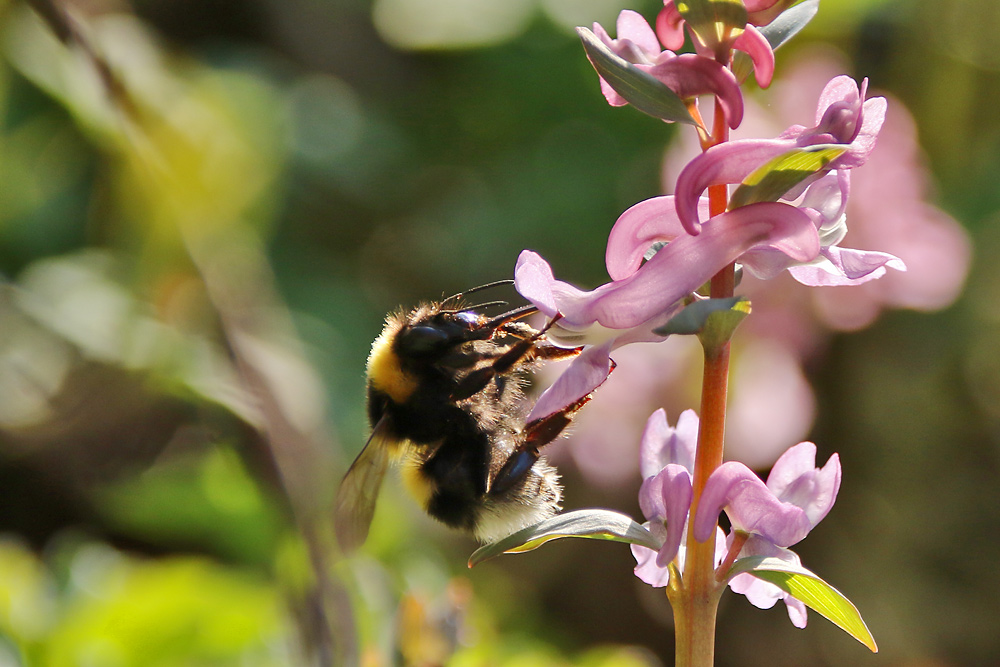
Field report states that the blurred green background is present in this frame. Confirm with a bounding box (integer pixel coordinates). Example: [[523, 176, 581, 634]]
[[0, 0, 998, 664]]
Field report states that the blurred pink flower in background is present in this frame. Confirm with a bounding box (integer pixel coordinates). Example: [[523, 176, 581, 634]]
[[544, 49, 970, 485]]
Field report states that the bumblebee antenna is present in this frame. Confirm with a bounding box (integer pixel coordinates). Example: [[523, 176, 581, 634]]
[[441, 279, 515, 307], [448, 299, 508, 313]]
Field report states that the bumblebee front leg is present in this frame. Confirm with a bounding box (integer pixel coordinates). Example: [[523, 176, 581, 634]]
[[450, 317, 580, 401]]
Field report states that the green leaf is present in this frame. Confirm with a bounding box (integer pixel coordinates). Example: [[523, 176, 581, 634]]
[[728, 556, 878, 653], [576, 28, 696, 125], [728, 144, 847, 210], [468, 509, 660, 567], [653, 296, 750, 337], [731, 0, 819, 83], [759, 0, 820, 50], [677, 0, 749, 49]]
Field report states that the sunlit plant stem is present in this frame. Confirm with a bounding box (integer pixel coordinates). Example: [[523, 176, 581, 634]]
[[678, 97, 733, 667]]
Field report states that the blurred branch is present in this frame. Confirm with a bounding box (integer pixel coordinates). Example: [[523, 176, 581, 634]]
[[22, 0, 138, 119], [18, 1, 359, 663], [189, 230, 357, 667]]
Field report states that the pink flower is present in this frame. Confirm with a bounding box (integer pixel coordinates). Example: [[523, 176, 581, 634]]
[[630, 409, 725, 587], [629, 409, 837, 629], [693, 441, 841, 547], [656, 1, 776, 86], [694, 441, 841, 628], [514, 200, 818, 420], [676, 75, 887, 232], [693, 52, 971, 330], [670, 75, 907, 287], [587, 10, 745, 128]]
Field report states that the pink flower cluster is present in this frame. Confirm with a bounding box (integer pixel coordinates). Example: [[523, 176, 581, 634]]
[[526, 49, 969, 479], [631, 409, 839, 627]]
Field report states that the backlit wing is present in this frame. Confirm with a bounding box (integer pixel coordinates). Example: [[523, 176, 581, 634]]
[[334, 414, 393, 552]]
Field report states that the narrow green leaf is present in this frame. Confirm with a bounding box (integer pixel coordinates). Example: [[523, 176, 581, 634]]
[[728, 556, 878, 653], [576, 28, 696, 125], [729, 145, 847, 210], [759, 0, 820, 50], [677, 0, 748, 49], [653, 296, 750, 337], [468, 509, 660, 567]]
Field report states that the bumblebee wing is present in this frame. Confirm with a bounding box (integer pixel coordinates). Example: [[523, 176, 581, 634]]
[[335, 415, 394, 552]]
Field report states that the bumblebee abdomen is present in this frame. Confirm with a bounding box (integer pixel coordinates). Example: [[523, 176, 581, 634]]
[[398, 439, 485, 532]]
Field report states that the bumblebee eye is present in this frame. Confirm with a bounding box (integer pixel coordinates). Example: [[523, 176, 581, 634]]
[[398, 325, 450, 354], [491, 450, 537, 495]]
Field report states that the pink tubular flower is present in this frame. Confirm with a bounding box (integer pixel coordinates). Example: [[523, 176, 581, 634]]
[[604, 193, 825, 285], [630, 409, 725, 587], [670, 75, 906, 286], [589, 10, 745, 128], [628, 409, 833, 627], [693, 441, 841, 548], [655, 2, 775, 87], [690, 441, 840, 627], [676, 75, 887, 235], [739, 53, 971, 328], [514, 200, 818, 420]]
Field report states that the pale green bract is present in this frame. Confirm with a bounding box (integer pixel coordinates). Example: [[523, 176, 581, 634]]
[[468, 509, 661, 567], [726, 555, 878, 653], [576, 27, 697, 125], [728, 145, 848, 210]]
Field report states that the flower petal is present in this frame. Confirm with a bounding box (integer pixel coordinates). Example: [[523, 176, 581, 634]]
[[614, 9, 662, 57], [744, 0, 793, 25], [632, 543, 673, 587], [787, 246, 906, 286], [848, 96, 888, 167], [801, 171, 850, 231], [526, 341, 614, 422], [638, 462, 694, 568], [655, 2, 686, 51], [513, 249, 574, 320], [812, 77, 886, 168], [784, 595, 809, 628], [639, 408, 699, 479], [605, 195, 708, 281], [694, 460, 813, 546], [647, 54, 745, 128], [655, 464, 694, 567], [766, 442, 842, 527], [733, 25, 775, 88], [674, 139, 794, 234]]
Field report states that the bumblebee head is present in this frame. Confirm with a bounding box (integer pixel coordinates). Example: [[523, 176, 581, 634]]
[[366, 306, 489, 406]]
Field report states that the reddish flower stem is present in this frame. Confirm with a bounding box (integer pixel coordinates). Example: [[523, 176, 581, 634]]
[[675, 95, 733, 667]]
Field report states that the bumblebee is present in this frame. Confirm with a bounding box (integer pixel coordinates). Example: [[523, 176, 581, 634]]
[[335, 283, 595, 550]]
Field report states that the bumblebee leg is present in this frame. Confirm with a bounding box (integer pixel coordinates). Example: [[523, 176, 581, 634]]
[[451, 316, 583, 401], [531, 342, 584, 362], [524, 358, 617, 449]]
